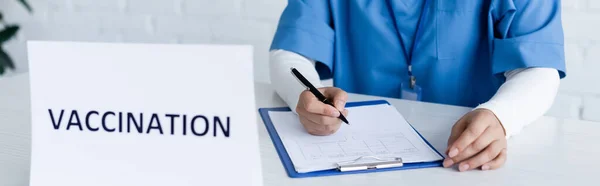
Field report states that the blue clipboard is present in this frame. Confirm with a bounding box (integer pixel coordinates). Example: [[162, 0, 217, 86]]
[[258, 100, 444, 178]]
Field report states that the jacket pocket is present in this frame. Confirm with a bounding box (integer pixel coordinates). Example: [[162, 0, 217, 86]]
[[436, 0, 485, 59], [437, 0, 478, 12]]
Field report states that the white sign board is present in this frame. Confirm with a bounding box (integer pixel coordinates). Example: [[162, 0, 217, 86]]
[[27, 41, 262, 186]]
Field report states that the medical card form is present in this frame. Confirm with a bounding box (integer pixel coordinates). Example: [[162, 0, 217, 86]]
[[267, 103, 443, 173]]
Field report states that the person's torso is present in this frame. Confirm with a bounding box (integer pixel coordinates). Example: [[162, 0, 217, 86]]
[[329, 0, 501, 107]]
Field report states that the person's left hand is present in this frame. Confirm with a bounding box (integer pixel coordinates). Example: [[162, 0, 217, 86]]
[[444, 108, 507, 171]]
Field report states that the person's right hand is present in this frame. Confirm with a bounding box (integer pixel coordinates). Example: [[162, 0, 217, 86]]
[[296, 87, 349, 136]]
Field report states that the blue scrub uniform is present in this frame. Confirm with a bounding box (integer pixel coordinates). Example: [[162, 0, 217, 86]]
[[270, 0, 566, 107]]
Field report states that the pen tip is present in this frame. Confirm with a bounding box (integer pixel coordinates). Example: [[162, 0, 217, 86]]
[[341, 117, 349, 125]]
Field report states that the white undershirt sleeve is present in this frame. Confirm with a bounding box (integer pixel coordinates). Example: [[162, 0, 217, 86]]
[[476, 68, 560, 139], [269, 50, 561, 139], [269, 49, 323, 113]]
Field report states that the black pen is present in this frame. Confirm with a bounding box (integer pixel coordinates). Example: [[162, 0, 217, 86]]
[[290, 68, 349, 125]]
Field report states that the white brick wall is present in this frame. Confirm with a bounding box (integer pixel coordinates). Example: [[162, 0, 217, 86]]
[[0, 0, 599, 121], [0, 0, 283, 84], [560, 0, 600, 121], [583, 95, 600, 121]]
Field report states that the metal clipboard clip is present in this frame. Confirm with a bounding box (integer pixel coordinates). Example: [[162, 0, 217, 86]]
[[336, 156, 403, 172]]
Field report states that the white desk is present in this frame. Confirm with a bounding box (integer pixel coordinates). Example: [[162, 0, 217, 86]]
[[1, 73, 598, 186]]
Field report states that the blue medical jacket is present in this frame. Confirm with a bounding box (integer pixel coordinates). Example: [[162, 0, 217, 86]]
[[270, 0, 566, 107]]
